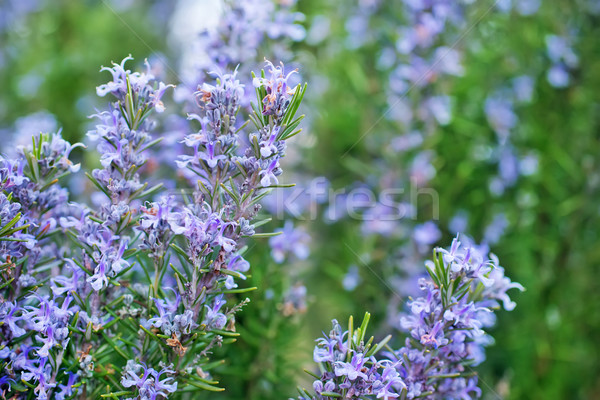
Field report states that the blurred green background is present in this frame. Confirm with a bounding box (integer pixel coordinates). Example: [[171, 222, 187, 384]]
[[1, 1, 599, 399]]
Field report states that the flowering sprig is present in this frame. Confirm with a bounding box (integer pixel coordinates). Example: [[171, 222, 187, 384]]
[[299, 236, 523, 399], [0, 132, 82, 296], [299, 313, 404, 400], [116, 60, 305, 397], [389, 236, 524, 399], [88, 55, 172, 204], [0, 131, 82, 399], [172, 60, 305, 293]]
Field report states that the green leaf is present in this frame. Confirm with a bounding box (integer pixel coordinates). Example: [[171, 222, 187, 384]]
[[249, 231, 282, 238], [85, 172, 111, 198], [0, 212, 23, 236], [182, 380, 225, 392], [221, 286, 258, 294], [138, 183, 164, 199], [358, 312, 371, 343], [365, 335, 392, 358]]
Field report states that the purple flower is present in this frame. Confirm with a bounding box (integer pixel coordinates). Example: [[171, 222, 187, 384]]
[[0, 301, 25, 337], [376, 362, 405, 399], [227, 254, 250, 274], [0, 374, 13, 391], [203, 295, 227, 330], [546, 35, 579, 67], [420, 95, 451, 125], [545, 34, 579, 88], [87, 259, 108, 291], [97, 56, 131, 97], [313, 319, 348, 363], [21, 357, 55, 400], [419, 321, 448, 349], [88, 56, 173, 204], [515, 0, 541, 15], [259, 129, 279, 158], [121, 361, 177, 398], [55, 372, 79, 400], [269, 221, 310, 263], [253, 60, 298, 118], [484, 95, 517, 141], [259, 159, 280, 187], [512, 75, 535, 103], [309, 318, 404, 399], [335, 353, 369, 381], [148, 292, 180, 330], [547, 64, 571, 88], [412, 221, 441, 248], [483, 213, 508, 245], [342, 265, 361, 291], [449, 211, 468, 234], [482, 257, 525, 311], [97, 56, 174, 112], [198, 141, 227, 169]]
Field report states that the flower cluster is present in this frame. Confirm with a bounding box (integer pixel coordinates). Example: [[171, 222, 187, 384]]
[[1, 132, 82, 399], [484, 83, 539, 197], [253, 60, 299, 120], [68, 56, 172, 294], [165, 0, 305, 183], [0, 132, 81, 279], [0, 56, 307, 399], [545, 34, 579, 88], [300, 314, 405, 400], [302, 236, 522, 399], [388, 236, 524, 398], [89, 55, 173, 203], [172, 60, 305, 296], [333, 2, 480, 299]]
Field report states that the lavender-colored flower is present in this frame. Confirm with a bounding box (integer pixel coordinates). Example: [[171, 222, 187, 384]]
[[0, 300, 25, 337], [342, 265, 362, 291], [483, 213, 508, 245], [96, 56, 173, 113], [2, 111, 58, 156], [269, 221, 311, 263], [55, 372, 79, 400], [545, 34, 579, 88], [512, 75, 535, 103], [547, 64, 571, 88], [1, 52, 307, 398], [484, 95, 517, 142], [88, 56, 173, 204], [21, 357, 55, 400], [335, 353, 369, 381], [282, 284, 308, 316], [412, 221, 441, 251], [121, 361, 177, 399], [203, 295, 227, 331], [171, 0, 304, 100], [253, 61, 299, 119]]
